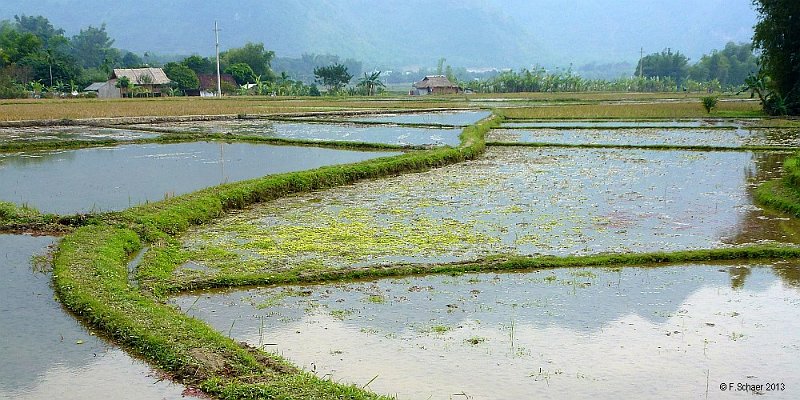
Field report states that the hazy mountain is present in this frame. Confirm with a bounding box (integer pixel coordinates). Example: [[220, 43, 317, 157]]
[[0, 0, 757, 69]]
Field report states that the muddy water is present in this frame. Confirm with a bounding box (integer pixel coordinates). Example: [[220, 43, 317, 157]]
[[0, 234, 186, 399], [0, 142, 400, 214], [488, 127, 800, 148], [128, 120, 462, 146], [342, 110, 492, 126], [0, 126, 159, 145], [174, 263, 800, 399], [181, 148, 800, 276]]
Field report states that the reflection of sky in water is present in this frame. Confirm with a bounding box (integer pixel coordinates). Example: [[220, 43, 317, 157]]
[[0, 143, 399, 214], [184, 148, 799, 273], [0, 126, 158, 144], [175, 264, 800, 400], [0, 234, 185, 400], [488, 127, 800, 147], [343, 110, 492, 126], [129, 120, 461, 146]]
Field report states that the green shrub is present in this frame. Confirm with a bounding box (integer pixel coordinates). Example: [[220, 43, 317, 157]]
[[701, 96, 718, 113]]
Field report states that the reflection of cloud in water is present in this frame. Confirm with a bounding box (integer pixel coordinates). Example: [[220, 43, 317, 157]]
[[176, 265, 800, 400], [0, 234, 185, 400]]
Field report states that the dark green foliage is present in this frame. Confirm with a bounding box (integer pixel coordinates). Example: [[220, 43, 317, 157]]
[[220, 42, 275, 80], [634, 48, 689, 85], [689, 42, 759, 87], [69, 24, 116, 69], [313, 63, 352, 93], [163, 62, 199, 91], [752, 0, 800, 115], [224, 63, 256, 85], [182, 55, 215, 75]]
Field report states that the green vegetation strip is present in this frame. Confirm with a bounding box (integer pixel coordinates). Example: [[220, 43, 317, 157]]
[[485, 141, 800, 152], [138, 242, 800, 297], [756, 153, 800, 217], [50, 116, 497, 399], [0, 201, 93, 234], [498, 125, 742, 130], [266, 116, 462, 129]]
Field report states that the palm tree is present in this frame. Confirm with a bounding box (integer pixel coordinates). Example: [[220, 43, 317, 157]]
[[357, 71, 385, 96]]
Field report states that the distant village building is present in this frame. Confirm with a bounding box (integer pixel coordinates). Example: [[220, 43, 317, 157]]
[[83, 81, 118, 98], [411, 75, 461, 95], [197, 73, 237, 97], [86, 68, 171, 98]]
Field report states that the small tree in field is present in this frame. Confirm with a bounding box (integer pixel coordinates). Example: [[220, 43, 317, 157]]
[[313, 63, 352, 94], [701, 96, 718, 113]]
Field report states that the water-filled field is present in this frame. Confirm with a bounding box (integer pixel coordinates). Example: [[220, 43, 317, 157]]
[[128, 120, 462, 146], [175, 262, 800, 399], [487, 127, 800, 148], [0, 142, 399, 214], [0, 234, 186, 400], [177, 147, 796, 281], [0, 126, 159, 145]]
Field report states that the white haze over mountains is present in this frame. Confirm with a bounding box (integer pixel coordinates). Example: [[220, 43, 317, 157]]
[[0, 0, 757, 70]]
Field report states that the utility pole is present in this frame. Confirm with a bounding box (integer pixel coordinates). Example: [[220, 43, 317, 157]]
[[639, 47, 644, 79], [214, 21, 222, 97]]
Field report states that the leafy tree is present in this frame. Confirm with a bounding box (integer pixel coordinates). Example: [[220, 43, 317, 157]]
[[182, 55, 214, 74], [13, 15, 64, 48], [689, 42, 758, 88], [313, 63, 352, 93], [163, 62, 199, 91], [635, 49, 689, 85], [224, 63, 256, 85], [70, 24, 116, 69], [220, 42, 275, 80], [752, 0, 800, 115]]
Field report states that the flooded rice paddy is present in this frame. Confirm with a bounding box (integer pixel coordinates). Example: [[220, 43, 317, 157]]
[[340, 110, 492, 126], [174, 262, 800, 399], [0, 126, 159, 145], [0, 234, 186, 400], [487, 127, 800, 148], [0, 142, 399, 214], [128, 120, 462, 147], [179, 147, 798, 279], [499, 120, 747, 129]]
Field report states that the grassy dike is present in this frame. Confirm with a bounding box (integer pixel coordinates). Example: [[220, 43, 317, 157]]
[[50, 116, 497, 399], [756, 153, 800, 216]]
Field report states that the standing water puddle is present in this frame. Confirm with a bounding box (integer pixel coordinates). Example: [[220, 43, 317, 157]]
[[174, 263, 800, 399], [179, 147, 799, 279], [0, 234, 186, 399], [487, 128, 800, 148], [0, 142, 400, 214], [128, 120, 461, 147]]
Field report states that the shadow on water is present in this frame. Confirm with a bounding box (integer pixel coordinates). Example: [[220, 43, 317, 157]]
[[0, 142, 400, 214], [0, 234, 186, 400]]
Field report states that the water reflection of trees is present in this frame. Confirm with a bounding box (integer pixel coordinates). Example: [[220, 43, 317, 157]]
[[730, 150, 800, 289]]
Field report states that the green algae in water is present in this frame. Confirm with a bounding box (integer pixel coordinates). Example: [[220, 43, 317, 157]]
[[180, 147, 800, 278]]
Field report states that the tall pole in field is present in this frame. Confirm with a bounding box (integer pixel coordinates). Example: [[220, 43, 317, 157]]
[[214, 21, 222, 97], [639, 47, 644, 79]]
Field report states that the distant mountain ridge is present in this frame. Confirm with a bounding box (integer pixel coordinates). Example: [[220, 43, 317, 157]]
[[0, 0, 756, 69]]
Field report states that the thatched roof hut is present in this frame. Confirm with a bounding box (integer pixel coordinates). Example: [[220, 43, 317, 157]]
[[111, 68, 171, 85], [412, 75, 461, 95]]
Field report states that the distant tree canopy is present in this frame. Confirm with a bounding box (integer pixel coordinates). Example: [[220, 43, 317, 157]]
[[163, 62, 199, 91], [752, 0, 800, 115], [688, 42, 758, 87], [272, 53, 362, 84], [635, 48, 689, 85], [224, 63, 256, 85], [220, 42, 275, 81], [182, 55, 215, 75], [313, 63, 352, 93], [70, 24, 116, 69]]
